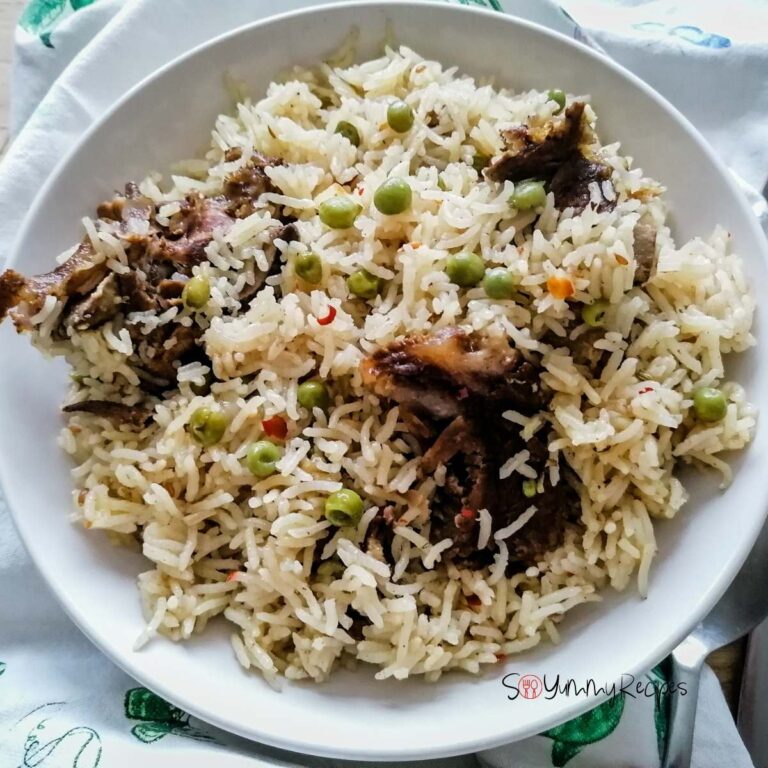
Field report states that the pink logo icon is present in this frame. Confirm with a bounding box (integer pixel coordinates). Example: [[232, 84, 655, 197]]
[[519, 674, 543, 700]]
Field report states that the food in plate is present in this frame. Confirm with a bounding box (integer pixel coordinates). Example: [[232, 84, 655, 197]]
[[0, 46, 756, 684]]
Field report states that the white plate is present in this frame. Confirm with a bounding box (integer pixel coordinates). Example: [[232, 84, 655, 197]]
[[1, 1, 767, 761]]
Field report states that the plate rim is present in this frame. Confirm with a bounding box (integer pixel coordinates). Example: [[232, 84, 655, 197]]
[[2, 0, 768, 760]]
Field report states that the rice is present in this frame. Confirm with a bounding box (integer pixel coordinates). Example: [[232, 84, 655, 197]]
[[477, 508, 493, 550], [26, 45, 756, 683], [495, 506, 539, 541]]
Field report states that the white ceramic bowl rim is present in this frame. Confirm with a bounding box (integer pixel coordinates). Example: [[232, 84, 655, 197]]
[[2, 1, 768, 761]]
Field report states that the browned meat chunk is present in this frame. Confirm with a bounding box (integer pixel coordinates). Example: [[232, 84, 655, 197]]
[[97, 182, 154, 239], [429, 426, 572, 567], [0, 241, 107, 330], [0, 186, 165, 334], [360, 327, 546, 423], [485, 102, 586, 183], [549, 154, 614, 213], [62, 400, 149, 426], [272, 221, 299, 246], [361, 328, 576, 569], [362, 513, 394, 566], [96, 198, 125, 220], [148, 195, 233, 266], [223, 152, 283, 218], [485, 101, 616, 215], [66, 273, 120, 330], [118, 270, 159, 313], [633, 216, 658, 284], [157, 279, 186, 300], [0, 270, 28, 322], [421, 414, 472, 472], [238, 221, 300, 303], [1, 188, 249, 389], [1, 155, 292, 394], [132, 324, 199, 381]]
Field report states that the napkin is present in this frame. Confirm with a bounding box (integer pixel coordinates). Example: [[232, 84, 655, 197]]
[[0, 1, 765, 767]]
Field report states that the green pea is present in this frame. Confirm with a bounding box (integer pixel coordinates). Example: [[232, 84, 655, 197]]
[[692, 387, 727, 423], [295, 252, 323, 284], [446, 251, 485, 287], [347, 269, 380, 299], [316, 560, 344, 580], [547, 89, 567, 114], [334, 120, 360, 147], [509, 179, 547, 211], [182, 275, 211, 309], [246, 440, 282, 478], [187, 407, 227, 446], [318, 197, 361, 229], [581, 300, 610, 327], [373, 177, 412, 215], [297, 380, 330, 411], [325, 488, 365, 527], [482, 268, 518, 299], [472, 153, 490, 173], [387, 100, 414, 133], [522, 478, 538, 498]]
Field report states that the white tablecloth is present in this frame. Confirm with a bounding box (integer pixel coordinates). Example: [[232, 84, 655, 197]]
[[1, 1, 765, 766]]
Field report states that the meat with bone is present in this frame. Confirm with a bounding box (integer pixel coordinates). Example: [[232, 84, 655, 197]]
[[360, 327, 546, 423], [549, 153, 614, 213], [361, 328, 576, 568], [223, 151, 283, 218], [146, 195, 233, 266], [66, 272, 121, 331], [485, 101, 615, 214], [0, 241, 107, 331], [0, 174, 288, 388], [486, 102, 587, 184]]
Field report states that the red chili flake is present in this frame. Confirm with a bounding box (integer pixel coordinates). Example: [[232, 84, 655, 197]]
[[226, 571, 240, 582], [495, 653, 507, 663], [316, 305, 337, 326], [460, 507, 476, 520], [457, 387, 470, 400], [466, 594, 482, 608], [262, 415, 288, 440], [615, 254, 629, 266], [356, 187, 365, 196], [638, 386, 654, 394]]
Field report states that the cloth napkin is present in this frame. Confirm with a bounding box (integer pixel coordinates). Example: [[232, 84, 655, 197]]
[[1, 1, 765, 767]]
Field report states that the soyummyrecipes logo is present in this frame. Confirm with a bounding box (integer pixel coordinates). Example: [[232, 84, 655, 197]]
[[501, 672, 688, 701]]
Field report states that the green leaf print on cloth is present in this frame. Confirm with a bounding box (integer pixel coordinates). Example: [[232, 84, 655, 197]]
[[649, 663, 672, 761], [543, 694, 626, 767], [19, 0, 99, 48], [124, 687, 215, 745], [14, 703, 102, 768]]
